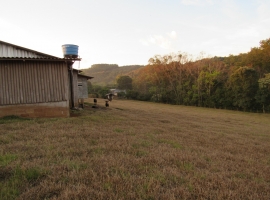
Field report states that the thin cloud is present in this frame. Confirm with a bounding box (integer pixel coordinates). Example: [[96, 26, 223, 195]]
[[140, 39, 149, 46], [168, 31, 177, 39], [150, 35, 171, 49], [140, 31, 177, 50]]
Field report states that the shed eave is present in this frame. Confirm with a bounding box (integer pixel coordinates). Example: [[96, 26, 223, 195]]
[[0, 57, 81, 62], [78, 74, 94, 79]]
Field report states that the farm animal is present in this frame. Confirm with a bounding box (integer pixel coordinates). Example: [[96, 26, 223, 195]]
[[105, 93, 114, 101], [105, 101, 109, 107], [94, 98, 97, 104]]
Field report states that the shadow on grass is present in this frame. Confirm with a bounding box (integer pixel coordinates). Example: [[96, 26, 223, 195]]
[[0, 115, 31, 124]]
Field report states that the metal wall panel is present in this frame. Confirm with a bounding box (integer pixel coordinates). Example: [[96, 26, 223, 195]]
[[78, 76, 89, 99], [0, 61, 69, 105]]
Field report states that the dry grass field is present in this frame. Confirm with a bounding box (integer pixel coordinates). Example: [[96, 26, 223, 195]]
[[1, 98, 270, 200]]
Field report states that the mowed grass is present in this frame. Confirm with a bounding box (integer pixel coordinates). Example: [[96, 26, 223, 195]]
[[0, 98, 270, 200]]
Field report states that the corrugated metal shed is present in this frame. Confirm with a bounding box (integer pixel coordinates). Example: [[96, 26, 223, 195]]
[[0, 40, 92, 117], [0, 40, 74, 117]]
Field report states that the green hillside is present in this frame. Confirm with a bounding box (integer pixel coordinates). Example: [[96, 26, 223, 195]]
[[82, 64, 144, 86]]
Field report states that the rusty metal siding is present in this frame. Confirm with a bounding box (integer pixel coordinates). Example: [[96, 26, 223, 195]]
[[0, 43, 45, 58], [0, 61, 69, 105]]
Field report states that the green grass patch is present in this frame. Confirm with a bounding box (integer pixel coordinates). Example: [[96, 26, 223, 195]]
[[84, 102, 93, 106], [85, 115, 103, 122], [135, 150, 148, 157], [114, 128, 124, 133], [0, 166, 46, 200], [0, 154, 17, 167], [25, 167, 45, 182], [90, 139, 98, 145], [12, 166, 46, 182], [92, 147, 105, 155], [152, 129, 164, 135], [175, 161, 194, 171], [103, 182, 113, 190], [0, 138, 10, 145], [0, 115, 31, 124], [187, 183, 194, 192], [204, 156, 211, 162], [0, 183, 19, 200], [62, 160, 88, 172]]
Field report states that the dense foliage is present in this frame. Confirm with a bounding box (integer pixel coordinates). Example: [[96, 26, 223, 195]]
[[130, 38, 270, 112], [87, 82, 112, 98], [116, 75, 133, 90]]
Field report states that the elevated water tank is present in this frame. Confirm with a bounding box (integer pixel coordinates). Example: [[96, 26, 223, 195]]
[[62, 44, 79, 58]]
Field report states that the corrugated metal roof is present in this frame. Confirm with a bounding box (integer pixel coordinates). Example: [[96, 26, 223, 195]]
[[0, 40, 60, 58], [0, 57, 81, 61], [78, 73, 94, 79], [73, 68, 94, 79], [73, 68, 83, 73]]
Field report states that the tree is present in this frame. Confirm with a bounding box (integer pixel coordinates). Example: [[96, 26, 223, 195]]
[[132, 39, 270, 112], [116, 76, 133, 90], [228, 67, 259, 111], [198, 70, 220, 107], [256, 73, 270, 113], [259, 38, 270, 75], [245, 38, 270, 78]]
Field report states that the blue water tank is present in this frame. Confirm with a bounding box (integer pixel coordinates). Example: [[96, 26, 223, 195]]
[[62, 44, 79, 58]]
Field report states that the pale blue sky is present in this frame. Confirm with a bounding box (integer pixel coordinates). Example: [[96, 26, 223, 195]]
[[1, 0, 269, 69]]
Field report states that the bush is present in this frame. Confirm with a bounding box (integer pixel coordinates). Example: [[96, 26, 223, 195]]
[[117, 92, 126, 99], [126, 90, 139, 100]]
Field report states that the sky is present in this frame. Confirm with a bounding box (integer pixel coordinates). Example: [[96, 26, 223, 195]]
[[0, 0, 270, 69]]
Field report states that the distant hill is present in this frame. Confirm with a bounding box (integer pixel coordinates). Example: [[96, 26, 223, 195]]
[[82, 64, 144, 86]]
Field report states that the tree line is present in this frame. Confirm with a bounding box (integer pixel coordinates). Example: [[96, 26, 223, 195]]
[[128, 38, 270, 113]]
